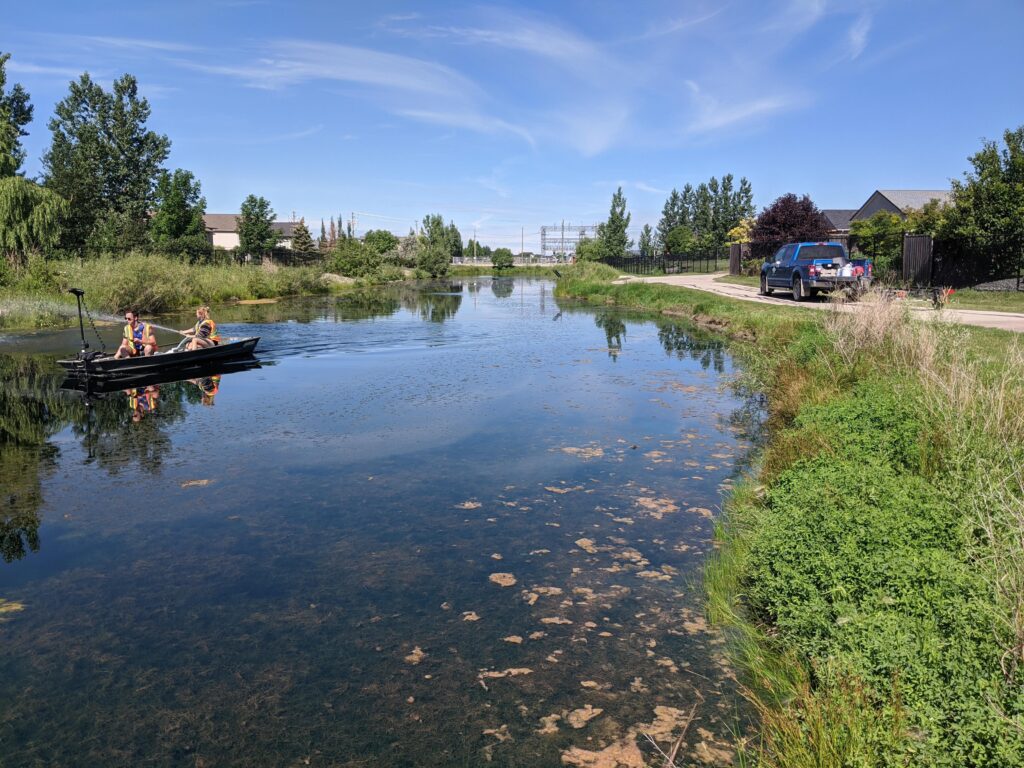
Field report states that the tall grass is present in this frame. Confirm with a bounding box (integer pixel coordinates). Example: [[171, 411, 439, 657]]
[[0, 253, 334, 328]]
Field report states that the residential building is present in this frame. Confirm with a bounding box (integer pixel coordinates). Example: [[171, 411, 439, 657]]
[[850, 190, 951, 223], [203, 214, 298, 250]]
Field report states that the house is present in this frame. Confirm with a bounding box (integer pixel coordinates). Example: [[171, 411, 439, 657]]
[[850, 190, 951, 223], [203, 214, 298, 250], [821, 209, 857, 236]]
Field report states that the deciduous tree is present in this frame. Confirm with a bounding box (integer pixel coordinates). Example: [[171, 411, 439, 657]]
[[638, 224, 654, 257], [149, 169, 209, 260], [750, 193, 829, 258], [43, 73, 170, 252], [0, 177, 68, 266], [0, 52, 33, 177], [491, 247, 514, 270], [363, 229, 399, 254], [938, 125, 1024, 282], [238, 195, 278, 258]]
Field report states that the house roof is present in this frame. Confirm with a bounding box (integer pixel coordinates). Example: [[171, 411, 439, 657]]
[[203, 214, 298, 237], [821, 209, 856, 232], [875, 190, 951, 210]]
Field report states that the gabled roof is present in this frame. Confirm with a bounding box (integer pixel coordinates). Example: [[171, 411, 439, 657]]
[[821, 209, 856, 232], [876, 190, 951, 210], [203, 213, 298, 236]]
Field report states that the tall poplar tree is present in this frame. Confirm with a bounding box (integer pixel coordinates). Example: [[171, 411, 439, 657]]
[[0, 52, 33, 177], [638, 224, 654, 257], [597, 186, 632, 257]]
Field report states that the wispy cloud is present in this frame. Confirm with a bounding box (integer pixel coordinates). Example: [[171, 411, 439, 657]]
[[397, 109, 534, 147], [6, 61, 85, 79], [176, 39, 479, 97], [684, 80, 803, 134], [847, 13, 872, 60], [60, 34, 200, 53], [624, 8, 725, 43], [594, 180, 669, 196]]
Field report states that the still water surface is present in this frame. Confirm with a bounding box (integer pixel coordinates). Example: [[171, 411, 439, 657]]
[[0, 279, 757, 766]]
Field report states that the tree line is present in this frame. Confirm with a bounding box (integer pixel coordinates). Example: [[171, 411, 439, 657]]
[[0, 52, 469, 281], [576, 175, 756, 262]]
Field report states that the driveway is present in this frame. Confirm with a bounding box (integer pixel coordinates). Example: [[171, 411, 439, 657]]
[[622, 272, 1024, 334]]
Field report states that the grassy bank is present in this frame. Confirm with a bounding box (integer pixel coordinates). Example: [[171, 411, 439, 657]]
[[556, 263, 1024, 766], [448, 264, 561, 276], [0, 254, 336, 329]]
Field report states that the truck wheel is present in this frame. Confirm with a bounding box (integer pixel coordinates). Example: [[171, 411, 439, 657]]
[[759, 274, 773, 295], [792, 276, 807, 301]]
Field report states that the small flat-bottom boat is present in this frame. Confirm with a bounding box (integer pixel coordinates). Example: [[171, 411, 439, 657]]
[[59, 336, 260, 378], [60, 356, 262, 393]]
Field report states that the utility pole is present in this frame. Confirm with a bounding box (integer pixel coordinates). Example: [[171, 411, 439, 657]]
[[473, 227, 477, 261], [521, 227, 524, 258]]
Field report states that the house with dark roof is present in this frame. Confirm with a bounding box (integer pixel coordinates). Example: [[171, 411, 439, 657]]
[[821, 209, 857, 236], [203, 214, 298, 250], [851, 190, 951, 223]]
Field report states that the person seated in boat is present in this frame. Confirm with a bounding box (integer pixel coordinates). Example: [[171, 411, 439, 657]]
[[115, 310, 158, 359], [180, 306, 221, 350]]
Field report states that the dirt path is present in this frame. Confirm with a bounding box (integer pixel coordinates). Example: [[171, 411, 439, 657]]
[[624, 272, 1024, 334]]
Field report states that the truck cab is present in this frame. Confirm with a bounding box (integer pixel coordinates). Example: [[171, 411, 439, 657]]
[[760, 242, 872, 301]]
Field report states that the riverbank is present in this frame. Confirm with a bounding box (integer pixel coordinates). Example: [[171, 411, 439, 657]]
[[0, 254, 340, 329], [448, 264, 560, 276], [556, 263, 1024, 766]]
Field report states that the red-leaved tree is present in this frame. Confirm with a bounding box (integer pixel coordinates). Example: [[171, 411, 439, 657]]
[[750, 193, 829, 258]]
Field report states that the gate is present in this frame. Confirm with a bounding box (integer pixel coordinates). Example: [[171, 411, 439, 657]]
[[902, 234, 933, 286]]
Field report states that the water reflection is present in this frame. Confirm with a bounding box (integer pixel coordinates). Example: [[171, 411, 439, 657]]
[[0, 355, 261, 562], [657, 321, 728, 373], [594, 311, 627, 361], [397, 282, 463, 323], [491, 277, 515, 299]]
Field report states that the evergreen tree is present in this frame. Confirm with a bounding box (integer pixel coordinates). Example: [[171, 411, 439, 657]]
[[0, 52, 33, 177], [318, 219, 329, 253], [290, 217, 316, 253], [446, 220, 463, 260], [679, 184, 695, 228], [149, 169, 209, 260], [43, 73, 170, 252], [328, 217, 337, 248], [597, 186, 632, 257], [638, 224, 654, 257], [656, 188, 682, 251], [237, 195, 278, 258]]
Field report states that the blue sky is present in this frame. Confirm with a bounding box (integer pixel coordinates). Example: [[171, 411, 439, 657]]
[[4, 0, 1023, 251]]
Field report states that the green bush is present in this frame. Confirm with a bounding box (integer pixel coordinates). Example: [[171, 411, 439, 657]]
[[330, 239, 381, 277], [741, 379, 1024, 766], [416, 243, 449, 278]]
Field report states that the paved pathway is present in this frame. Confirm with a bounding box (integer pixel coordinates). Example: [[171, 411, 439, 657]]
[[622, 272, 1024, 334]]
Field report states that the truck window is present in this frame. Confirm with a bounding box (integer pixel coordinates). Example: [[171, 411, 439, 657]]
[[797, 244, 846, 261], [781, 245, 796, 262]]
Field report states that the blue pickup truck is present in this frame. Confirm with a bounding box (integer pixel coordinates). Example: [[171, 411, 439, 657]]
[[760, 242, 872, 300]]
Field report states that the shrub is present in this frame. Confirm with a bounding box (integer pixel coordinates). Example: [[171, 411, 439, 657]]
[[330, 239, 381, 278], [491, 247, 514, 270], [416, 243, 449, 278]]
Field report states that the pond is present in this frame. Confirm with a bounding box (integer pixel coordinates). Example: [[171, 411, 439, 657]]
[[0, 278, 758, 767]]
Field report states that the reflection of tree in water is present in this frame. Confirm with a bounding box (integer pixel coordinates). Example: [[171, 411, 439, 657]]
[[657, 321, 727, 373], [161, 292, 402, 327], [491, 278, 515, 299], [0, 355, 75, 563], [594, 312, 627, 361], [396, 283, 463, 323]]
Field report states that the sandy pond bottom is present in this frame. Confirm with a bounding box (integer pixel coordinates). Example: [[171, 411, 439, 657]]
[[0, 279, 756, 766]]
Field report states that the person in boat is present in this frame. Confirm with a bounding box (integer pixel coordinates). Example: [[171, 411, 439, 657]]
[[115, 310, 158, 359], [180, 306, 221, 350]]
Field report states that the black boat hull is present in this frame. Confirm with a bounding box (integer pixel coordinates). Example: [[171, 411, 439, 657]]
[[58, 337, 260, 378]]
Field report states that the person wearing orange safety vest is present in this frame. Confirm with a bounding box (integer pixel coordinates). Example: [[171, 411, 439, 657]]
[[115, 309, 158, 359], [180, 306, 221, 350]]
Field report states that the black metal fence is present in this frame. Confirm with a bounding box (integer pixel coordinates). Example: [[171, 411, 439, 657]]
[[599, 250, 727, 276]]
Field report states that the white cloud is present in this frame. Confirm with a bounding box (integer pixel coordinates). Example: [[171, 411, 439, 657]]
[[5, 61, 85, 79], [685, 80, 804, 134], [396, 109, 534, 147]]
